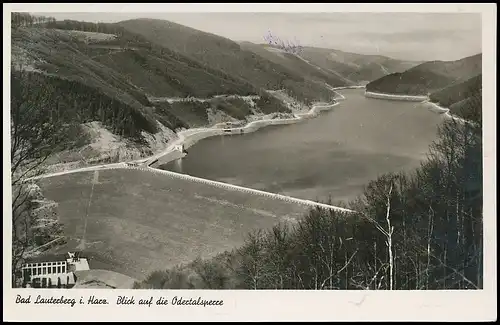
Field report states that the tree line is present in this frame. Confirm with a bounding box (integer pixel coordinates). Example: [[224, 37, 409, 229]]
[[11, 69, 159, 142], [10, 67, 71, 287], [11, 13, 56, 28]]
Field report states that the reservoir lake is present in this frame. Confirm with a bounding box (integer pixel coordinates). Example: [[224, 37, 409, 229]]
[[161, 89, 446, 204]]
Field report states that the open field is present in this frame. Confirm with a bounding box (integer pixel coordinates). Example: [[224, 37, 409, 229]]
[[36, 168, 310, 280], [73, 270, 137, 289]]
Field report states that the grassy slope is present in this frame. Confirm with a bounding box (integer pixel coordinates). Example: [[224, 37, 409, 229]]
[[239, 42, 350, 87], [37, 168, 309, 280], [365, 53, 482, 95], [117, 18, 342, 104]]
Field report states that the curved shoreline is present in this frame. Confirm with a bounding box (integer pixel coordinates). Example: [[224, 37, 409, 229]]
[[25, 86, 468, 182], [363, 91, 471, 124], [24, 94, 344, 181], [145, 85, 368, 167], [145, 100, 341, 167]]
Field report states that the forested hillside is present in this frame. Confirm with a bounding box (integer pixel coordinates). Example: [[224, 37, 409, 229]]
[[297, 46, 421, 84], [429, 74, 482, 121], [118, 18, 345, 104], [11, 14, 299, 166], [366, 54, 482, 96]]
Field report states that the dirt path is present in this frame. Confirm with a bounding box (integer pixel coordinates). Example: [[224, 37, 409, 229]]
[[77, 170, 99, 250]]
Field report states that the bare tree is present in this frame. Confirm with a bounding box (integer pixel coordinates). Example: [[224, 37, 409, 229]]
[[362, 181, 395, 290], [10, 68, 66, 286], [237, 230, 266, 289]]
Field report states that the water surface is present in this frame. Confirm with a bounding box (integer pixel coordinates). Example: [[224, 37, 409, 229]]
[[161, 89, 444, 203]]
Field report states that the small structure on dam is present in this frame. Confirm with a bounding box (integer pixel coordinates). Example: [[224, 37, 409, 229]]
[[147, 144, 188, 168], [177, 144, 188, 155]]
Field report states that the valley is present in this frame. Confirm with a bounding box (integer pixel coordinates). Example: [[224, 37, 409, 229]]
[[10, 13, 483, 291]]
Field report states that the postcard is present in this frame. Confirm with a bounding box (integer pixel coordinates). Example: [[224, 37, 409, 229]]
[[3, 3, 497, 322]]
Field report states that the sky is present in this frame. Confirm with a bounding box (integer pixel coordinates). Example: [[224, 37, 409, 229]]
[[36, 12, 482, 62]]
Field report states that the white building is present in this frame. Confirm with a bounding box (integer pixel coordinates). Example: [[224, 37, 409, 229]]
[[21, 252, 90, 288]]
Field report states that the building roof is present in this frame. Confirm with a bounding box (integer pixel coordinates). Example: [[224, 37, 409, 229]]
[[24, 253, 68, 264], [24, 251, 88, 264]]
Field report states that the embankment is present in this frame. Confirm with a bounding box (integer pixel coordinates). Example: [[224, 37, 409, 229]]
[[421, 100, 471, 125], [364, 91, 428, 102], [331, 86, 366, 91], [363, 91, 470, 124], [28, 163, 353, 213], [132, 166, 353, 213]]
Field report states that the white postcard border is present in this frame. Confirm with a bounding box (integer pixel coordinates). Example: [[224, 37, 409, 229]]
[[3, 3, 497, 322]]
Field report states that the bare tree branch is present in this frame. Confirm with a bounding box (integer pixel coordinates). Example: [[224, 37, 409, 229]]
[[320, 250, 358, 290]]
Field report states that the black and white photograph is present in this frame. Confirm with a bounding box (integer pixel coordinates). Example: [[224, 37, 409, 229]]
[[4, 3, 497, 322]]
